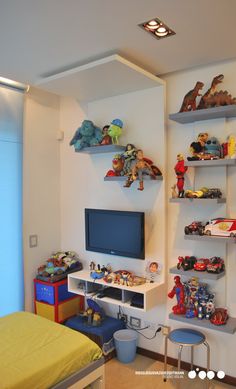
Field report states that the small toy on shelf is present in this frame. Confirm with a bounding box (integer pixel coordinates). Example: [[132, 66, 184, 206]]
[[90, 264, 105, 280], [187, 132, 209, 160], [179, 81, 204, 112], [146, 260, 161, 282], [193, 258, 209, 272], [168, 276, 186, 315], [69, 120, 103, 151], [124, 149, 157, 191], [81, 299, 105, 326], [177, 256, 197, 271], [100, 125, 112, 145], [184, 221, 205, 235], [89, 261, 96, 271], [210, 308, 228, 325], [122, 143, 137, 175], [171, 184, 178, 198], [197, 74, 236, 109], [108, 119, 123, 144], [227, 134, 236, 159], [105, 154, 125, 177], [197, 74, 224, 110], [205, 136, 222, 158], [204, 218, 236, 237], [206, 257, 225, 273], [174, 153, 188, 197]]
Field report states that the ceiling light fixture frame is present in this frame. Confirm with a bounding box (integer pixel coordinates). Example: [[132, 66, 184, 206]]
[[139, 17, 175, 40]]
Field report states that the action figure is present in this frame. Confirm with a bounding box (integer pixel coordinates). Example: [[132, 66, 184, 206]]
[[174, 153, 188, 197], [124, 149, 155, 191], [168, 276, 186, 314]]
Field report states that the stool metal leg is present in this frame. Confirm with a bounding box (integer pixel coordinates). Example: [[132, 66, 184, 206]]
[[203, 341, 210, 372], [191, 346, 194, 370], [164, 335, 168, 382], [177, 345, 183, 371]]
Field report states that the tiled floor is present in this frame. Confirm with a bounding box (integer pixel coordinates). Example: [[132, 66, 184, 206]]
[[105, 355, 234, 389]]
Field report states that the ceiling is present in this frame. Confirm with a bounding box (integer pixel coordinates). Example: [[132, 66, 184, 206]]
[[0, 0, 236, 85]]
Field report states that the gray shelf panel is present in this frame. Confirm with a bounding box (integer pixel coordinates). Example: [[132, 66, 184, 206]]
[[185, 159, 236, 167], [104, 175, 163, 181], [184, 235, 236, 243], [169, 198, 226, 204], [169, 105, 236, 124], [169, 266, 225, 280], [169, 313, 236, 334], [75, 145, 126, 154]]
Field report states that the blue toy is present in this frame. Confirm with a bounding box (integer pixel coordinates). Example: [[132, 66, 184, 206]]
[[108, 119, 123, 144], [70, 120, 103, 151], [205, 136, 221, 158]]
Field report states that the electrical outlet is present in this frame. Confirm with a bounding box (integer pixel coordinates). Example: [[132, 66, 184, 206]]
[[161, 325, 170, 336], [144, 321, 156, 331], [130, 316, 141, 328], [117, 313, 128, 323]]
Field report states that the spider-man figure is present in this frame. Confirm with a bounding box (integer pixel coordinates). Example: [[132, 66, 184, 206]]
[[168, 276, 186, 314]]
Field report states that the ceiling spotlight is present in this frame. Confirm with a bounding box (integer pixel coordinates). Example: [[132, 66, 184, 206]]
[[139, 17, 175, 40]]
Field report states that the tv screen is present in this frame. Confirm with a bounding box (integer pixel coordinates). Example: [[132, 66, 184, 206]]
[[85, 209, 145, 259]]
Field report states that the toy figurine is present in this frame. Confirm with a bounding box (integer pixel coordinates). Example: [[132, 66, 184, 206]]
[[108, 119, 123, 144], [146, 261, 161, 282], [100, 125, 112, 145], [204, 136, 221, 158], [197, 74, 224, 110], [179, 81, 204, 112], [210, 308, 228, 325], [168, 276, 186, 314], [69, 120, 103, 151], [89, 261, 96, 271], [188, 132, 209, 160], [197, 74, 236, 109], [174, 153, 188, 197], [124, 149, 156, 191], [171, 184, 178, 198], [122, 143, 137, 175], [105, 154, 125, 177], [227, 135, 236, 159]]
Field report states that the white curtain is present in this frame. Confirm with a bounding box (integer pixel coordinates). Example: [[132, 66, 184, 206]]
[[0, 85, 24, 316]]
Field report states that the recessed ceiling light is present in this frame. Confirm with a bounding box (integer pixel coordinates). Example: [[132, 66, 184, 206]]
[[139, 17, 175, 40]]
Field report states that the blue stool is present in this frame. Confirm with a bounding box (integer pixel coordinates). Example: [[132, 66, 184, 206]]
[[164, 328, 210, 380]]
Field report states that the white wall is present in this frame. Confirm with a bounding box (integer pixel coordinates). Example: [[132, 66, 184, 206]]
[[164, 58, 236, 376], [60, 86, 167, 352], [23, 87, 61, 311]]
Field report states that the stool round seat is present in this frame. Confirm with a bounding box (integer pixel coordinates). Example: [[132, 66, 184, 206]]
[[168, 328, 205, 346]]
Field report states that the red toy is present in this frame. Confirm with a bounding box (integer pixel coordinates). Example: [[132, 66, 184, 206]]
[[210, 308, 228, 325], [168, 276, 186, 314], [193, 258, 209, 271], [174, 154, 188, 197], [184, 221, 205, 235], [207, 257, 225, 273]]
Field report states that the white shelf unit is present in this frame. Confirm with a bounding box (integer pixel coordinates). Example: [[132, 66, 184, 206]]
[[68, 270, 163, 312]]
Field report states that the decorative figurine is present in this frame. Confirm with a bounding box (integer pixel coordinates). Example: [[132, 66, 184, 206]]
[[122, 143, 137, 175], [197, 74, 224, 109], [188, 132, 209, 160], [124, 149, 156, 191], [174, 153, 188, 197], [108, 119, 123, 144], [69, 120, 103, 151], [179, 81, 204, 112], [89, 261, 96, 271], [168, 276, 186, 314], [100, 125, 112, 145], [227, 135, 236, 159], [204, 136, 221, 158], [146, 261, 161, 282], [184, 221, 205, 235], [105, 154, 125, 177], [171, 184, 178, 198], [210, 308, 228, 325]]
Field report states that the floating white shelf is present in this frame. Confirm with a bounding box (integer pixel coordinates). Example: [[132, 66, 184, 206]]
[[75, 145, 126, 154], [184, 235, 236, 243], [169, 313, 236, 334], [169, 105, 236, 124], [68, 270, 164, 312], [185, 159, 236, 167], [104, 175, 163, 181], [169, 266, 225, 280], [169, 198, 226, 204], [36, 54, 164, 103]]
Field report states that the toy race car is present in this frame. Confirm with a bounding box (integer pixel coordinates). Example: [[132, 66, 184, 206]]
[[193, 258, 209, 271], [185, 190, 204, 198], [206, 257, 225, 273], [202, 188, 222, 199], [184, 221, 205, 235], [177, 256, 197, 271]]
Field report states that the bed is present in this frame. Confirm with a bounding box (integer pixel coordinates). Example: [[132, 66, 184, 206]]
[[0, 311, 104, 389]]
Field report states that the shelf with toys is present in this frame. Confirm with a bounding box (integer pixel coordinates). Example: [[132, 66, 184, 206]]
[[68, 269, 164, 312], [169, 197, 226, 204], [184, 234, 236, 243], [169, 267, 225, 280], [104, 176, 163, 181], [169, 104, 236, 124], [76, 145, 126, 154], [185, 158, 236, 167]]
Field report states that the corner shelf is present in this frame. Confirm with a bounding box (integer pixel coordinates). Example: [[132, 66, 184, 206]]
[[169, 266, 225, 280], [75, 145, 126, 154], [169, 105, 236, 124], [68, 270, 164, 312], [185, 159, 236, 167], [184, 235, 236, 243], [169, 313, 236, 334], [104, 175, 163, 181], [169, 198, 226, 204]]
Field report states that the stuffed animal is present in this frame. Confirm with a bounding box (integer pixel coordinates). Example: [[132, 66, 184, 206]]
[[108, 119, 123, 144], [69, 120, 103, 151], [204, 136, 221, 158]]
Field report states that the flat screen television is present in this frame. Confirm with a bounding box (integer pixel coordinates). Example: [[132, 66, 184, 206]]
[[85, 209, 145, 259]]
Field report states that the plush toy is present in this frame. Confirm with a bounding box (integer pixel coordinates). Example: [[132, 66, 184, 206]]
[[204, 136, 221, 158], [108, 119, 123, 144], [187, 132, 209, 160], [124, 150, 157, 191], [69, 120, 103, 151]]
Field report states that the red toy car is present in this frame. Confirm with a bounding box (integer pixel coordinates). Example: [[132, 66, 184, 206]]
[[184, 221, 205, 235], [193, 258, 209, 271], [206, 257, 225, 273]]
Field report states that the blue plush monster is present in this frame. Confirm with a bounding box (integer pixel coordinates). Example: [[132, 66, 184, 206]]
[[70, 120, 103, 151], [205, 136, 221, 158]]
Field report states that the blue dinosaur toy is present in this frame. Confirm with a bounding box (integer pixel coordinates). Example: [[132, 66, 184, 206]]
[[70, 120, 103, 151]]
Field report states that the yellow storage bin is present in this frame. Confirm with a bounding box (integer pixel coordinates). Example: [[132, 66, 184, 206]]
[[35, 296, 81, 323]]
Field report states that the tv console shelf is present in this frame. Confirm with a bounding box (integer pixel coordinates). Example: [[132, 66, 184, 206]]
[[68, 270, 163, 312]]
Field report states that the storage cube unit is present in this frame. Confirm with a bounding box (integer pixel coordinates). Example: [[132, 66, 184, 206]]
[[34, 278, 84, 323]]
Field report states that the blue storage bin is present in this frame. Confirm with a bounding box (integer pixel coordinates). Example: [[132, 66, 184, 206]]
[[114, 329, 138, 363], [35, 281, 75, 305]]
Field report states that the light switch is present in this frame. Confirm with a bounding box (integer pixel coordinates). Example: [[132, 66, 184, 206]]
[[29, 234, 38, 248]]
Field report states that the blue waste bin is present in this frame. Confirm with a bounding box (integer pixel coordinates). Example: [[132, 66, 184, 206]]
[[113, 329, 138, 363]]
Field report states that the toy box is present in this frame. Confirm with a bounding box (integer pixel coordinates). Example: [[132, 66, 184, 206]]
[[35, 296, 83, 323]]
